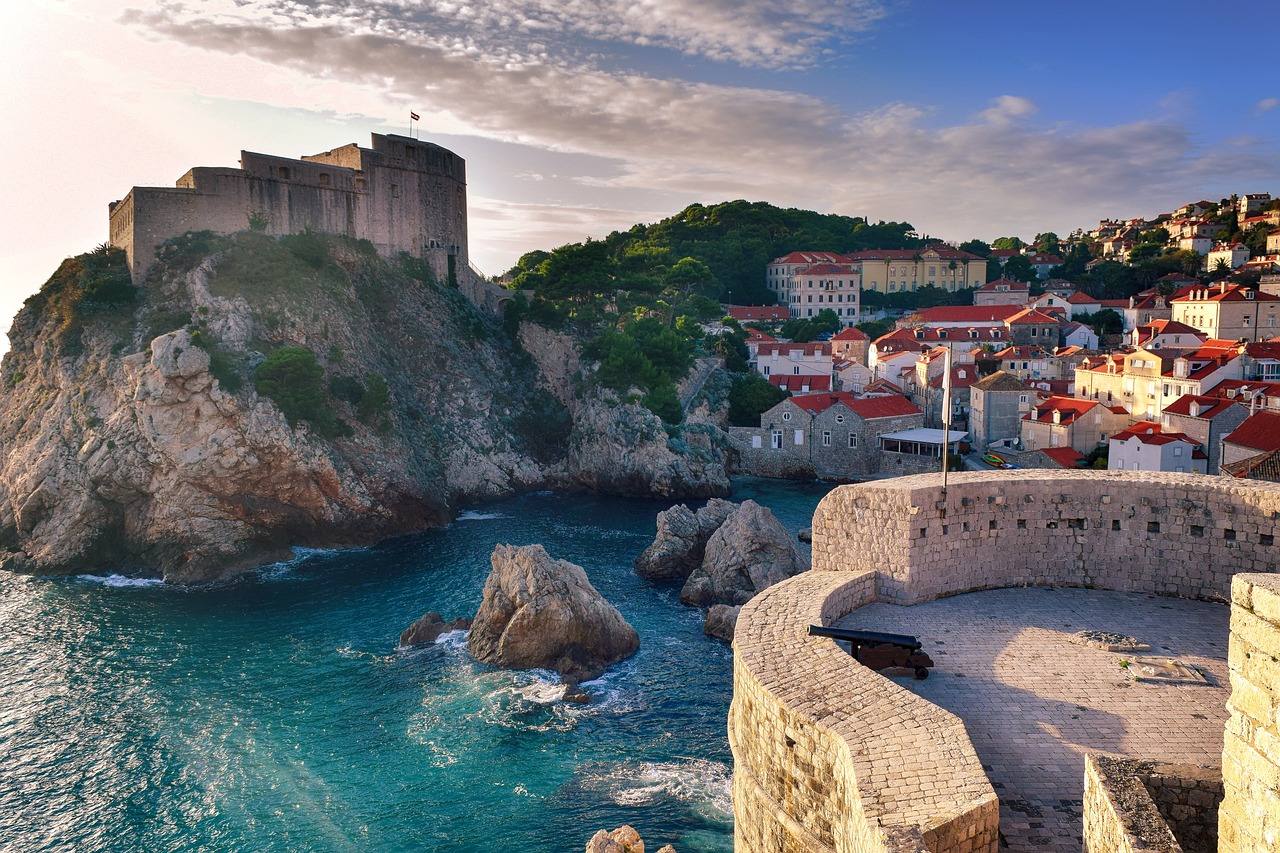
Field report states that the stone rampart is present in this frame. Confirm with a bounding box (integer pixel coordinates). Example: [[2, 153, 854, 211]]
[[1219, 572, 1280, 853], [731, 571, 999, 853], [733, 471, 1280, 852], [1083, 756, 1223, 853]]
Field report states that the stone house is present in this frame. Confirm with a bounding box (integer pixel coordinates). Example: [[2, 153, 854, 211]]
[[1219, 410, 1280, 470], [1108, 421, 1207, 474], [831, 326, 869, 365], [729, 392, 923, 478], [1005, 308, 1062, 346], [1021, 396, 1130, 455], [1120, 292, 1171, 332], [833, 359, 873, 393], [973, 277, 1030, 306], [969, 371, 1034, 450], [1161, 394, 1248, 474]]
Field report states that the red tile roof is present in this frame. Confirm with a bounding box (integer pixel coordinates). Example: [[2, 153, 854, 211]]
[[1221, 449, 1280, 481], [1023, 396, 1101, 425], [744, 328, 776, 343], [1007, 308, 1062, 325], [1066, 292, 1101, 304], [1027, 253, 1063, 266], [756, 342, 833, 357], [786, 392, 921, 419], [796, 262, 857, 275], [1111, 421, 1203, 448], [975, 277, 1030, 292], [909, 305, 1022, 323], [846, 244, 982, 262], [728, 305, 789, 321], [769, 375, 831, 392], [770, 251, 851, 265], [832, 327, 868, 341], [1171, 284, 1280, 304], [1162, 394, 1243, 420], [1039, 447, 1086, 468], [1223, 411, 1280, 453]]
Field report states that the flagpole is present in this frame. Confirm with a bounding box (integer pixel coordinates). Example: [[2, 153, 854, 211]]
[[940, 346, 952, 495]]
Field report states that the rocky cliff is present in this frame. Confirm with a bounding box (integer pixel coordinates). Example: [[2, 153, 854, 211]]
[[0, 235, 728, 583]]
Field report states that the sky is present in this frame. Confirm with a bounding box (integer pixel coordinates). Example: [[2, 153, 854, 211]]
[[2, 0, 1278, 350]]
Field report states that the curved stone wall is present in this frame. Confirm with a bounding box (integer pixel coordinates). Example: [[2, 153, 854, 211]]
[[732, 471, 1280, 852]]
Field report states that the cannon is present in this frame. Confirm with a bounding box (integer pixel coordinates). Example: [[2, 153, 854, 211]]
[[807, 625, 935, 679]]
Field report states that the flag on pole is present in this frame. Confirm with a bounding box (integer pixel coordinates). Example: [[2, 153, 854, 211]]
[[410, 111, 420, 122]]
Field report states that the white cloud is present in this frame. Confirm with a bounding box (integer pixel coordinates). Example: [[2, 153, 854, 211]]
[[125, 5, 1280, 250], [1254, 97, 1278, 116]]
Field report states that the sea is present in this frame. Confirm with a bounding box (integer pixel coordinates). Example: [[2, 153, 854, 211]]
[[0, 478, 836, 852]]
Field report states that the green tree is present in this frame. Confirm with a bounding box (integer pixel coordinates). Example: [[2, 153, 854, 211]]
[[1033, 232, 1060, 254], [992, 236, 1026, 251], [1002, 254, 1037, 283], [643, 379, 683, 425], [958, 239, 991, 257], [727, 373, 787, 427], [357, 374, 390, 422]]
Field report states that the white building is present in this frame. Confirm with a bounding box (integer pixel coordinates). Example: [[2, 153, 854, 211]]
[[1108, 421, 1207, 473]]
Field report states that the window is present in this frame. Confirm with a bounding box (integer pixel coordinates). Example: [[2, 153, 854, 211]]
[[835, 414, 844, 423], [794, 429, 804, 446], [751, 435, 761, 449], [771, 430, 783, 449], [848, 433, 857, 447], [822, 431, 831, 447], [1019, 395, 1029, 404], [782, 410, 791, 421], [763, 366, 771, 376], [1173, 446, 1183, 457], [318, 172, 330, 185], [793, 366, 801, 375]]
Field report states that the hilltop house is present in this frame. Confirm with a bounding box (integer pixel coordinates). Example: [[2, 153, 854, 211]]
[[1171, 284, 1280, 342], [973, 278, 1030, 306], [849, 246, 987, 295], [752, 341, 833, 380]]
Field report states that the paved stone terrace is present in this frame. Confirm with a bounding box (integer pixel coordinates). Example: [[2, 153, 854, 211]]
[[837, 587, 1230, 853]]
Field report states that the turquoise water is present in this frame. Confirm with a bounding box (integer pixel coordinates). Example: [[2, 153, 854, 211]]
[[0, 479, 834, 852]]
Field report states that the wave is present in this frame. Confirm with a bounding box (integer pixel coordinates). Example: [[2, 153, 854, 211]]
[[580, 759, 734, 823], [74, 574, 165, 588], [256, 545, 364, 580], [454, 511, 509, 522]]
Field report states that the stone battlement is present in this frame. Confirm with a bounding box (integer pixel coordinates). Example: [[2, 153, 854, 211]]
[[108, 133, 507, 311], [732, 471, 1280, 853]]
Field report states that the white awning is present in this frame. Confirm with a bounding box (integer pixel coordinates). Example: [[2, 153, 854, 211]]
[[879, 428, 969, 445]]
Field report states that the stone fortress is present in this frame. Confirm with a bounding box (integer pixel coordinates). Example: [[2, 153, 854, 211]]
[[108, 132, 507, 310], [732, 470, 1280, 853]]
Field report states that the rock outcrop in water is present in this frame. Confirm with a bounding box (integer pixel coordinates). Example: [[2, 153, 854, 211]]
[[0, 238, 729, 582], [398, 612, 472, 647], [467, 544, 639, 682], [632, 498, 737, 581], [584, 825, 675, 853], [681, 500, 806, 606]]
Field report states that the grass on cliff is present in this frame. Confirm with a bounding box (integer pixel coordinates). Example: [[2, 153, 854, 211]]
[[22, 245, 138, 358], [208, 230, 367, 306]]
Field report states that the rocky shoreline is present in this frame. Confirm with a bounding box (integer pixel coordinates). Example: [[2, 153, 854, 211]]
[[0, 239, 731, 583]]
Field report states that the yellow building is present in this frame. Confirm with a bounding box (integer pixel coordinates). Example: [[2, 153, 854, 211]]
[[848, 245, 987, 294]]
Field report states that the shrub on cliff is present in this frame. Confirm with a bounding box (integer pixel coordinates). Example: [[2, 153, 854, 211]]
[[254, 346, 337, 436], [23, 245, 136, 357]]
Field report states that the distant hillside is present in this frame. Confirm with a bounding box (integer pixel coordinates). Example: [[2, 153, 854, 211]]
[[505, 200, 924, 306]]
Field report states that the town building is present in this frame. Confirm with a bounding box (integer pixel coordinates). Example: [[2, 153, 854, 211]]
[[1005, 308, 1062, 346], [772, 260, 862, 325], [830, 326, 869, 365], [973, 278, 1030, 306], [1061, 322, 1098, 350], [764, 251, 849, 300], [1131, 319, 1206, 349], [729, 392, 923, 478], [1020, 396, 1130, 455], [1205, 242, 1251, 272], [1170, 283, 1280, 342], [752, 341, 833, 380], [728, 305, 789, 325], [849, 246, 986, 294], [1025, 253, 1063, 279], [1108, 421, 1207, 474], [1162, 394, 1249, 474]]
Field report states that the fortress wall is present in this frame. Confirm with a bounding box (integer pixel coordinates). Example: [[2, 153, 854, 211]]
[[731, 570, 999, 853], [109, 134, 473, 296], [812, 471, 1280, 604], [1220, 573, 1280, 853], [735, 471, 1280, 852]]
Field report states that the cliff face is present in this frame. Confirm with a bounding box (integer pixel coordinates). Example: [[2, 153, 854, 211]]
[[0, 235, 728, 583]]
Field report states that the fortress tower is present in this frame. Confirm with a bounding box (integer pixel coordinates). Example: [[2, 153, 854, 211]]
[[108, 133, 472, 290]]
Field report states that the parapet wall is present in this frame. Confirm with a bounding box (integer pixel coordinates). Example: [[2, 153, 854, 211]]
[[811, 471, 1280, 603], [733, 471, 1280, 853]]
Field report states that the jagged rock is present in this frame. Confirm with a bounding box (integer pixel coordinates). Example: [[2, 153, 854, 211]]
[[585, 826, 645, 853], [798, 527, 812, 543], [467, 544, 639, 683], [680, 500, 806, 606], [633, 498, 737, 581], [702, 604, 741, 642], [398, 612, 471, 647], [656, 847, 677, 853]]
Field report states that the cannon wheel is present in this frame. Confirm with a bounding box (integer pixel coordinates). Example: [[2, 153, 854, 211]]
[[914, 667, 929, 680]]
